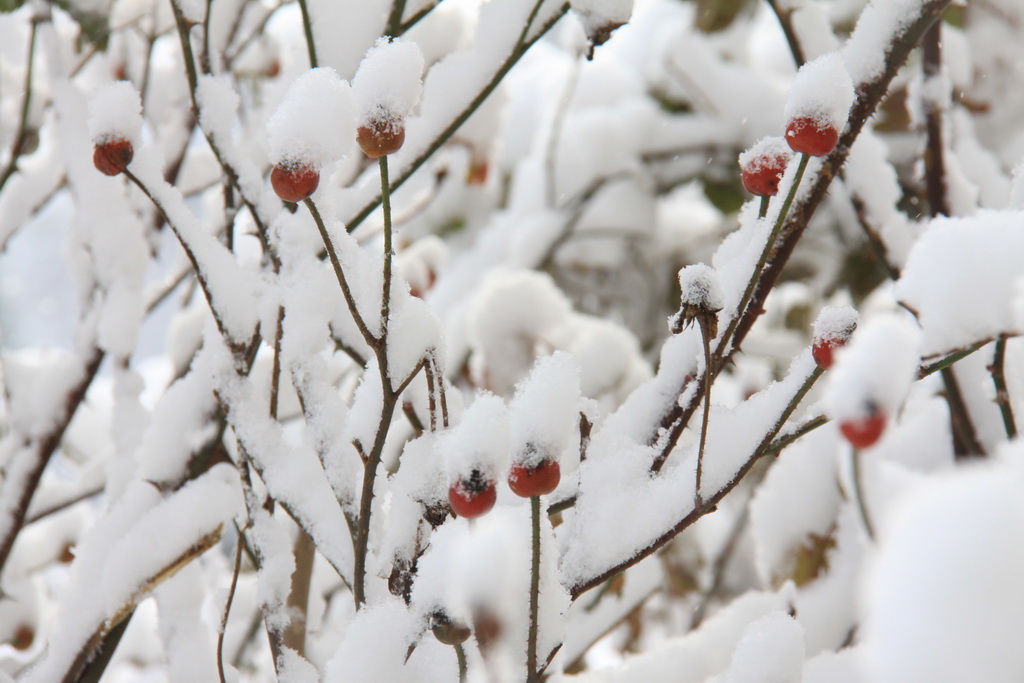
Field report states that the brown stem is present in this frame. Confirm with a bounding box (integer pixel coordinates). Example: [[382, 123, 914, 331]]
[[764, 0, 806, 68], [0, 16, 39, 192], [217, 530, 245, 683], [283, 530, 315, 655], [0, 347, 104, 578], [570, 365, 823, 600]]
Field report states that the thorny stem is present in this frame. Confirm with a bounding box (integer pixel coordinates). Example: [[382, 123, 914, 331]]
[[297, 0, 319, 67], [992, 338, 1017, 438], [0, 16, 39, 192], [380, 156, 394, 337], [217, 530, 245, 683], [527, 495, 542, 683], [455, 643, 468, 683], [850, 448, 876, 541], [270, 306, 284, 420]]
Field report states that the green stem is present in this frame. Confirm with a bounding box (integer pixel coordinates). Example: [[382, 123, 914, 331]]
[[455, 643, 468, 683], [720, 153, 810, 354], [296, 0, 318, 67], [527, 494, 541, 683], [695, 317, 713, 508], [380, 156, 394, 337], [850, 448, 875, 541], [758, 194, 770, 218], [991, 337, 1017, 439]]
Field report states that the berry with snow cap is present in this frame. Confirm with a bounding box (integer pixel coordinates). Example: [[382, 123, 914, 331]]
[[812, 305, 858, 370], [271, 163, 319, 203], [783, 52, 854, 158], [430, 610, 471, 646], [786, 117, 839, 157], [448, 469, 497, 518], [352, 38, 424, 158], [508, 458, 560, 498], [739, 137, 791, 196], [93, 138, 134, 176]]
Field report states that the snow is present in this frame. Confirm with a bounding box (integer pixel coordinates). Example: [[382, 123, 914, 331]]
[[842, 0, 923, 85], [738, 136, 792, 175], [720, 611, 805, 683], [893, 211, 1024, 356], [862, 455, 1024, 682], [784, 51, 854, 132], [352, 37, 425, 126], [508, 351, 582, 467], [267, 67, 356, 169], [812, 304, 857, 344], [87, 81, 142, 146], [677, 262, 725, 313], [824, 314, 921, 420], [442, 391, 508, 482]]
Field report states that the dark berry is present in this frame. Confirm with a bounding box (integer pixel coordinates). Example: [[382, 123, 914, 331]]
[[271, 164, 319, 203], [93, 138, 134, 176]]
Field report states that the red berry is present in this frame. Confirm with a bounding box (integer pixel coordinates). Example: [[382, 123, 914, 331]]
[[357, 120, 406, 159], [271, 164, 319, 203], [812, 337, 845, 370], [785, 116, 839, 157], [840, 410, 886, 449], [508, 459, 560, 498], [93, 138, 134, 176], [740, 153, 788, 197], [448, 470, 496, 518], [430, 611, 471, 646]]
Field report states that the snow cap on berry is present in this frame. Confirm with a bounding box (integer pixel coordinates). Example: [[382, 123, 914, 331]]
[[352, 37, 424, 130], [784, 52, 855, 136], [739, 136, 791, 196], [267, 67, 355, 168], [87, 81, 143, 147], [812, 305, 858, 345], [443, 392, 508, 482], [509, 351, 581, 468], [678, 263, 725, 313], [824, 313, 921, 422]]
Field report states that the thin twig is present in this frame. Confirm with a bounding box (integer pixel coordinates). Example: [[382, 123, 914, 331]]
[[0, 16, 39, 192], [850, 448, 875, 540], [217, 529, 245, 683], [991, 337, 1017, 438], [297, 0, 318, 67], [387, 0, 409, 36]]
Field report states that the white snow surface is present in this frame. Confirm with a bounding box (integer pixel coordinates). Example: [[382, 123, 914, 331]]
[[442, 391, 509, 481], [784, 51, 854, 131], [87, 81, 142, 146], [508, 351, 582, 467], [862, 455, 1024, 682], [893, 211, 1024, 356], [267, 67, 356, 168], [812, 304, 858, 343], [720, 611, 806, 683], [678, 262, 725, 312], [739, 136, 792, 173], [824, 314, 921, 420], [352, 37, 425, 125]]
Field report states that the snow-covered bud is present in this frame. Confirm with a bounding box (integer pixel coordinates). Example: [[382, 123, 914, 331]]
[[570, 0, 634, 60], [353, 38, 424, 158], [671, 263, 724, 338]]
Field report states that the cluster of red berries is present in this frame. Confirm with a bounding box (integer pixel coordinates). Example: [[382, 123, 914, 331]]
[[447, 456, 561, 519], [739, 116, 841, 198]]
